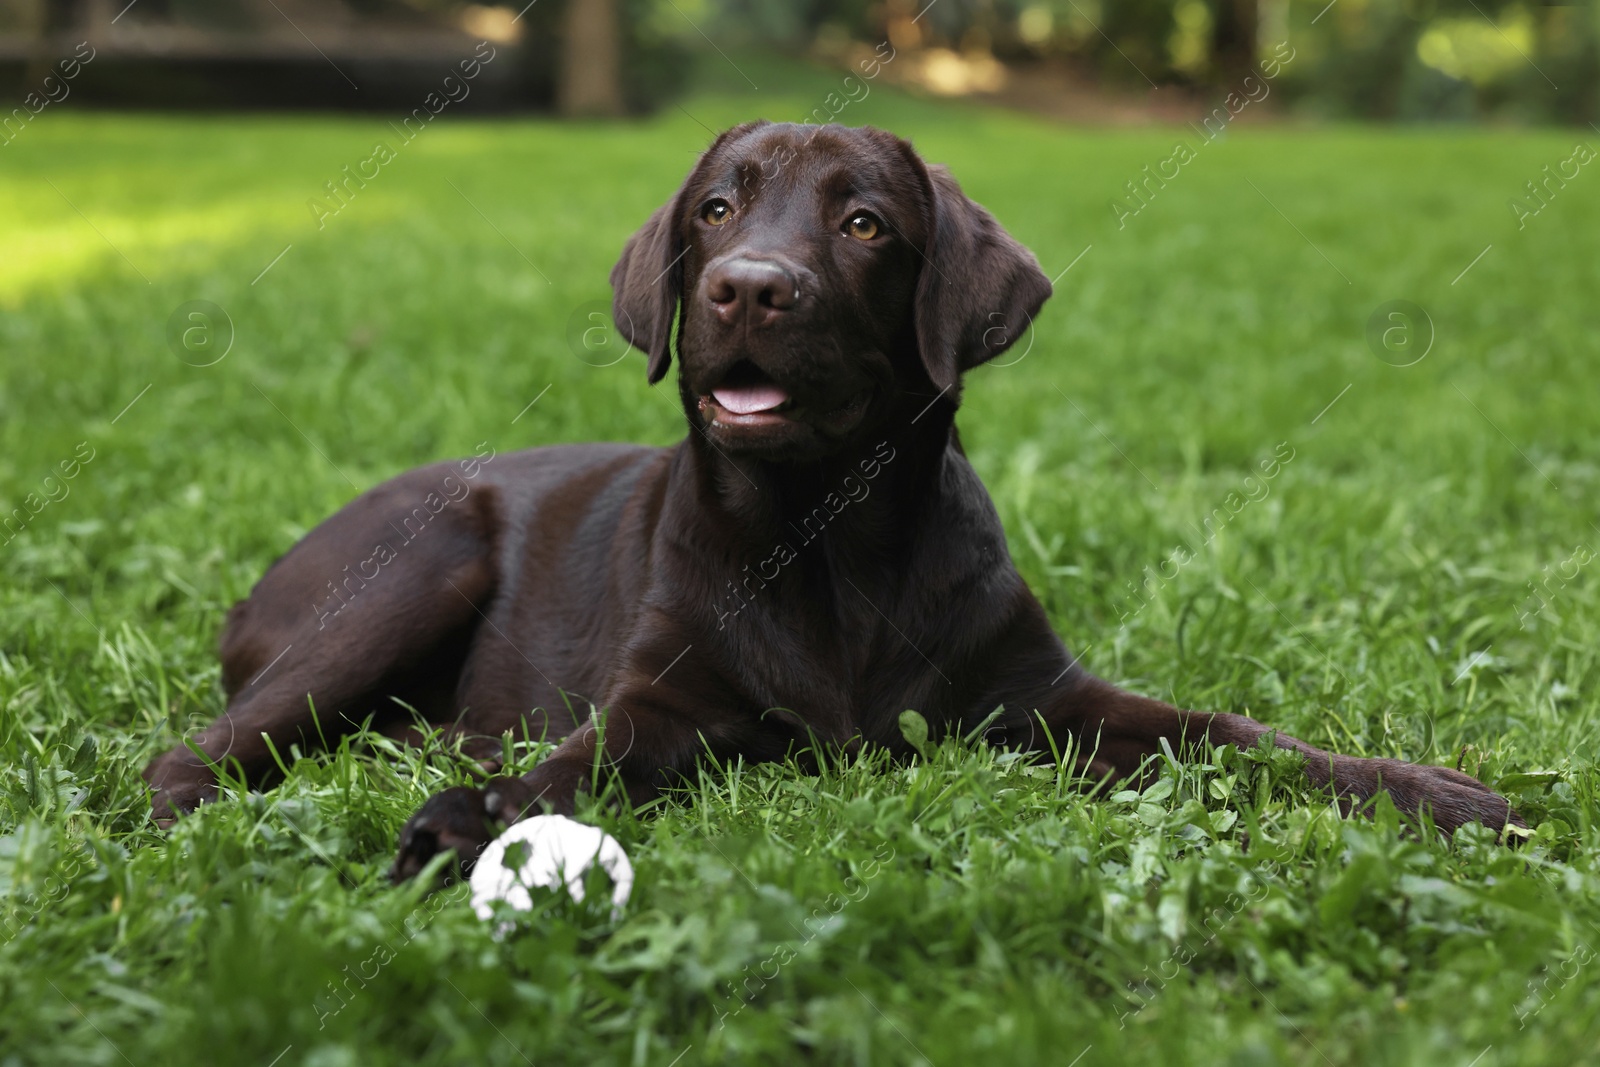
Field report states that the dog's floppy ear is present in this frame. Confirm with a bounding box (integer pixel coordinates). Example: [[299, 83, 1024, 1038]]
[[911, 163, 1052, 395], [609, 193, 685, 386], [611, 121, 770, 385]]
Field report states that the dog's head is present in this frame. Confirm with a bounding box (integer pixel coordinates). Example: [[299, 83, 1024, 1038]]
[[610, 122, 1051, 461]]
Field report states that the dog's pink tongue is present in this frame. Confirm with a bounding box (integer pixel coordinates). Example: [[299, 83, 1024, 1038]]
[[713, 384, 789, 415]]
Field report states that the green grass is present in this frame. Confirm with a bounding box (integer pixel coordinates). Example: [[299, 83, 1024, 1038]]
[[4, 55, 1600, 1066]]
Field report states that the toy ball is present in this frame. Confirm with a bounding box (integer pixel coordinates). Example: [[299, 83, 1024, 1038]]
[[468, 815, 633, 924]]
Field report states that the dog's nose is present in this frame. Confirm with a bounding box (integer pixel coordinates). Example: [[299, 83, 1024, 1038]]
[[706, 257, 798, 326]]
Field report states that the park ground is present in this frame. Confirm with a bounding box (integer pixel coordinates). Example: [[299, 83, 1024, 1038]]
[[1, 55, 1599, 1067]]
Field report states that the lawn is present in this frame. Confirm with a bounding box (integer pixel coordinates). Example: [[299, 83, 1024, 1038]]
[[2, 55, 1599, 1067]]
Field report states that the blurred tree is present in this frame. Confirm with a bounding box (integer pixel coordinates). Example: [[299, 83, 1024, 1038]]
[[559, 0, 626, 115], [10, 0, 1593, 121], [1209, 0, 1256, 83], [41, 0, 87, 34], [1081, 0, 1180, 85], [29, 0, 89, 81]]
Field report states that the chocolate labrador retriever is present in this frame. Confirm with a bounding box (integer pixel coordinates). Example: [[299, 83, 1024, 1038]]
[[141, 121, 1520, 878]]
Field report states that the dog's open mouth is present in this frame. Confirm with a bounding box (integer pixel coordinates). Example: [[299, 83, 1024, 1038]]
[[702, 361, 795, 427], [712, 383, 789, 416], [699, 360, 874, 444]]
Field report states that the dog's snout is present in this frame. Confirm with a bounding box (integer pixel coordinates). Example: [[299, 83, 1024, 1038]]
[[706, 257, 798, 326]]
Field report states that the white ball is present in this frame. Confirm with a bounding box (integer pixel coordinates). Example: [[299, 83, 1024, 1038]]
[[468, 815, 633, 924]]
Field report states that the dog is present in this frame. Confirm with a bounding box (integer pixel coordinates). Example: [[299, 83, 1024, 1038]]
[[139, 121, 1521, 879]]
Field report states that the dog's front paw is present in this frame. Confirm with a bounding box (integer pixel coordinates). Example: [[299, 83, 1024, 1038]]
[[482, 776, 539, 822], [1342, 756, 1526, 837], [143, 750, 220, 828], [391, 780, 527, 884]]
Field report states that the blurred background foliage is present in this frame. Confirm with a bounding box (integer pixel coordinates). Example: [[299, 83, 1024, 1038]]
[[0, 0, 1595, 123]]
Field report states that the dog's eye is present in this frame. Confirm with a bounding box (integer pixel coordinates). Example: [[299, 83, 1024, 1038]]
[[702, 199, 733, 226], [845, 214, 880, 241]]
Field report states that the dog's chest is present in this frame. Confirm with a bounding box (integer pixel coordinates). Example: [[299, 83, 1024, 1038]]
[[706, 566, 959, 746]]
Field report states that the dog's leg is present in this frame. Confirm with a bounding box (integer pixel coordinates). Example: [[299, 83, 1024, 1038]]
[[389, 701, 707, 882], [143, 471, 499, 824], [391, 627, 740, 881], [1036, 671, 1522, 836]]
